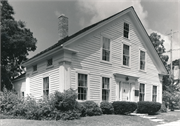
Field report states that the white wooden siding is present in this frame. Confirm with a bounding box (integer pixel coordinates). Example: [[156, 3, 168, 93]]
[[68, 14, 162, 102]]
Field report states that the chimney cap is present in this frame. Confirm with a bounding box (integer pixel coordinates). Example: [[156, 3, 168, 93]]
[[58, 14, 66, 18]]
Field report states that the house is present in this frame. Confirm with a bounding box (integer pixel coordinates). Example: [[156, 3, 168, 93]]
[[13, 6, 167, 104]]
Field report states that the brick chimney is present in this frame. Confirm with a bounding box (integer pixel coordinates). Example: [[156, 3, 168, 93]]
[[58, 14, 68, 40]]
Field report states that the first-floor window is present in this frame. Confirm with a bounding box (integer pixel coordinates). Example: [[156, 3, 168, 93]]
[[102, 77, 110, 102], [78, 73, 88, 100], [43, 77, 49, 98], [152, 86, 157, 102], [139, 83, 145, 101], [22, 92, 24, 97]]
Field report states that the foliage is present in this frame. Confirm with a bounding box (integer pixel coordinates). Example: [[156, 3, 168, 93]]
[[1, 0, 37, 90], [149, 32, 169, 66], [160, 102, 167, 113], [0, 88, 89, 120], [112, 101, 137, 115], [137, 101, 161, 115], [80, 101, 102, 116], [100, 102, 114, 114], [0, 87, 20, 114]]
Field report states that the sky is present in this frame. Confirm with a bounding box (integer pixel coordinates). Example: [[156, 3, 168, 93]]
[[8, 0, 180, 63]]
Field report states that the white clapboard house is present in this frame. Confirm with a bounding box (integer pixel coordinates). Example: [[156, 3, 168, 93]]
[[13, 6, 167, 104]]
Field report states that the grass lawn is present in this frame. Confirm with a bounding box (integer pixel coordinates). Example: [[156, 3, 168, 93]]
[[155, 110, 180, 122], [1, 115, 157, 126]]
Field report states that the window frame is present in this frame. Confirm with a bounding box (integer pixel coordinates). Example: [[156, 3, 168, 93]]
[[47, 58, 53, 66], [75, 69, 90, 101], [33, 64, 37, 72], [139, 48, 147, 72], [139, 83, 145, 101], [152, 85, 157, 102], [121, 42, 131, 68], [123, 22, 130, 39], [43, 77, 49, 99], [100, 36, 112, 63], [102, 77, 110, 102]]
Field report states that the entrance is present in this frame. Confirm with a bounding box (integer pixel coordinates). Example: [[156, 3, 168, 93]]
[[122, 82, 130, 101]]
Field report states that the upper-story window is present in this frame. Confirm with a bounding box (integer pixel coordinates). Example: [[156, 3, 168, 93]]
[[123, 44, 130, 66], [152, 86, 157, 102], [78, 73, 88, 100], [33, 65, 37, 71], [123, 22, 129, 38], [140, 50, 146, 70], [47, 58, 53, 66], [102, 77, 110, 102], [102, 37, 111, 62]]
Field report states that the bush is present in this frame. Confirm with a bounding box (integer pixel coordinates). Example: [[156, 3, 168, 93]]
[[0, 88, 20, 114], [160, 102, 167, 113], [80, 101, 102, 116], [137, 101, 161, 115], [100, 102, 114, 114], [112, 101, 137, 115]]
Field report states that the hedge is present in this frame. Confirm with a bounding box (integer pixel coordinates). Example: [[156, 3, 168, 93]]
[[112, 101, 137, 115], [137, 101, 161, 115]]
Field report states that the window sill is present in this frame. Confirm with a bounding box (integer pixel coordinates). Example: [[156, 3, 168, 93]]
[[46, 65, 54, 70], [139, 69, 146, 73], [100, 60, 112, 65], [123, 37, 130, 41], [32, 71, 38, 74], [121, 65, 131, 69]]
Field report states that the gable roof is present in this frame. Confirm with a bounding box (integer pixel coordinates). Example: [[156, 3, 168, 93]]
[[23, 6, 167, 74]]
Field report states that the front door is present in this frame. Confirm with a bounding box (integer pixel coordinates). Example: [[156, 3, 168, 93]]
[[122, 82, 130, 101]]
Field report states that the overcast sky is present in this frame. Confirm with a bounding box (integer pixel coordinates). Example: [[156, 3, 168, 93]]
[[9, 0, 180, 63]]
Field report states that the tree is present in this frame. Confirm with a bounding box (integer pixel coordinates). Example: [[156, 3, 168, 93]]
[[149, 33, 169, 66], [1, 1, 37, 90]]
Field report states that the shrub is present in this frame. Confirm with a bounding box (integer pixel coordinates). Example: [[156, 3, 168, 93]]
[[160, 102, 167, 113], [137, 101, 161, 115], [81, 101, 102, 116], [0, 88, 20, 114], [54, 88, 77, 111], [100, 102, 114, 114], [112, 101, 137, 115]]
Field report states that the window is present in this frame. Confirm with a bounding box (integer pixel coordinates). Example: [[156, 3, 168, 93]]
[[123, 44, 130, 66], [33, 65, 37, 71], [140, 50, 145, 70], [139, 83, 145, 101], [78, 74, 88, 100], [152, 86, 157, 102], [22, 92, 24, 97], [102, 37, 110, 61], [43, 77, 49, 98], [47, 58, 53, 66], [102, 77, 110, 102], [123, 23, 129, 38]]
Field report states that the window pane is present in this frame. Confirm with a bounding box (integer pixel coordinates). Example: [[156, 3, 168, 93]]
[[139, 83, 145, 101], [103, 37, 110, 50], [102, 77, 110, 102], [123, 44, 130, 66], [123, 23, 129, 38], [43, 77, 49, 97], [78, 74, 87, 100]]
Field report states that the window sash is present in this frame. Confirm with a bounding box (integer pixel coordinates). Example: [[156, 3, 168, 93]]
[[47, 59, 53, 66], [43, 77, 49, 97], [123, 44, 130, 66], [152, 86, 157, 102], [102, 77, 110, 101], [140, 51, 145, 70], [102, 37, 110, 61], [78, 74, 87, 100], [33, 65, 37, 71], [139, 84, 145, 101], [123, 23, 129, 38]]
